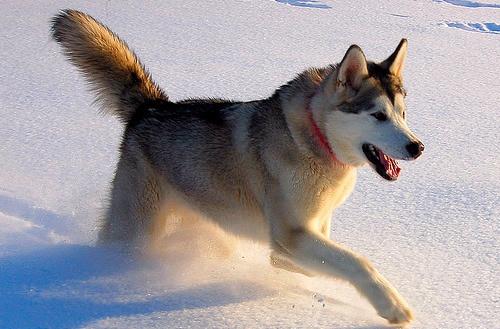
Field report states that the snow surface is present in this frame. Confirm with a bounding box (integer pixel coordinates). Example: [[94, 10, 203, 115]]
[[1, 0, 499, 328]]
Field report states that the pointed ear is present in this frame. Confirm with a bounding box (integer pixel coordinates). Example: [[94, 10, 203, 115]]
[[381, 38, 408, 77], [336, 45, 369, 91]]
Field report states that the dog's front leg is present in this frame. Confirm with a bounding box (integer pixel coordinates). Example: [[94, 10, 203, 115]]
[[266, 201, 413, 325]]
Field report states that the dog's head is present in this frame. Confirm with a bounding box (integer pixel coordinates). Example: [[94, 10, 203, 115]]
[[318, 39, 424, 181]]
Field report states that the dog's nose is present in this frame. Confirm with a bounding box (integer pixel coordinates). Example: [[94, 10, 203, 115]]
[[406, 141, 424, 159]]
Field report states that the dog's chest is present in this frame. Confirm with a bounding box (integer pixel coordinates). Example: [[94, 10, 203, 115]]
[[326, 168, 357, 210], [282, 164, 357, 224]]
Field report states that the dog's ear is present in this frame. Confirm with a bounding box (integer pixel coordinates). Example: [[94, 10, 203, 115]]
[[381, 38, 408, 78], [336, 45, 369, 91]]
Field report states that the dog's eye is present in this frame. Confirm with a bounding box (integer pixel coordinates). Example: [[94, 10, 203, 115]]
[[371, 111, 388, 121], [402, 111, 406, 119]]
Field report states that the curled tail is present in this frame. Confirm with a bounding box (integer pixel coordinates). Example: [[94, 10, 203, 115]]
[[51, 9, 167, 123]]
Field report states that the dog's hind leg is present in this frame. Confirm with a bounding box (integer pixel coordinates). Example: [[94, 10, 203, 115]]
[[98, 149, 167, 247]]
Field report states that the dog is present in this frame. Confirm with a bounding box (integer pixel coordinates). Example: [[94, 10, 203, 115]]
[[51, 9, 424, 325]]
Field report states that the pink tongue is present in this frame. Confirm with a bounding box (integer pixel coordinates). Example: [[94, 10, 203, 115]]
[[378, 149, 401, 179]]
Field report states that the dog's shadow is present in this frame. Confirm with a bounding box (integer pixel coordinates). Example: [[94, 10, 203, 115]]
[[0, 244, 276, 328], [0, 194, 385, 329], [0, 193, 275, 328]]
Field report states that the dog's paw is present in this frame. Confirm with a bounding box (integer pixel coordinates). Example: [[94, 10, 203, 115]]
[[377, 299, 413, 326], [363, 272, 414, 325]]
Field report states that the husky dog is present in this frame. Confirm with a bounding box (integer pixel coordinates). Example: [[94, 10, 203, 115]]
[[52, 9, 424, 325]]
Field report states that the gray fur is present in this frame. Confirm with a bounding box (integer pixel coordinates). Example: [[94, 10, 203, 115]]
[[51, 10, 424, 325]]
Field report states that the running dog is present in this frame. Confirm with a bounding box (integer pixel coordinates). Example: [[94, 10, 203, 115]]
[[52, 9, 424, 325]]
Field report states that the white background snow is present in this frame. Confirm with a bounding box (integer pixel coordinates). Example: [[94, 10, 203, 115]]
[[0, 1, 499, 328]]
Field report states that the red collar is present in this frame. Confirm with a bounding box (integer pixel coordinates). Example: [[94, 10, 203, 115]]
[[306, 99, 345, 165]]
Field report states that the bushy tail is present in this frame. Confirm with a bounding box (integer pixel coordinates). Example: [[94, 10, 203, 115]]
[[51, 9, 167, 123]]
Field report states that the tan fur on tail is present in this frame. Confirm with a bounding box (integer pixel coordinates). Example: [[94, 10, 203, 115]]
[[51, 9, 167, 123]]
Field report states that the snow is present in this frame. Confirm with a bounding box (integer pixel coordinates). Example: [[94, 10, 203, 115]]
[[0, 0, 499, 328]]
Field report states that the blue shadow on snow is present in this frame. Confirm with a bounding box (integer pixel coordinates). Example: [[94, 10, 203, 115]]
[[438, 0, 500, 8], [0, 193, 75, 237], [275, 0, 332, 9], [0, 245, 273, 328]]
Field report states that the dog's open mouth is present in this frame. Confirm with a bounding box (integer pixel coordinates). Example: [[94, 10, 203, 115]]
[[362, 143, 401, 181]]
